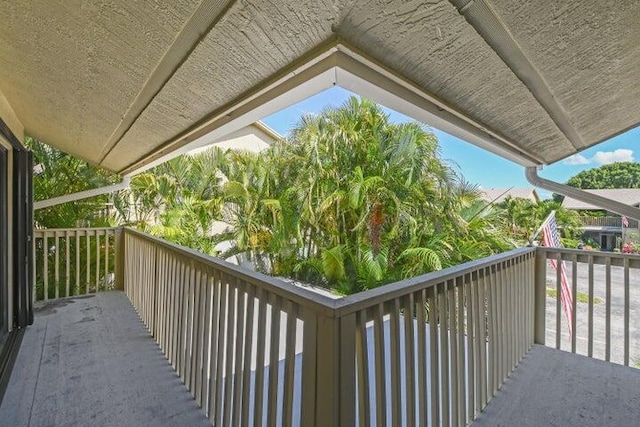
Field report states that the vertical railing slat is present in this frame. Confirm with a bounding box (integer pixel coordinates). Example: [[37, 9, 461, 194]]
[[65, 231, 70, 297], [403, 293, 415, 427], [75, 231, 80, 296], [478, 269, 488, 411], [624, 258, 630, 366], [241, 284, 256, 427], [43, 232, 49, 301], [104, 230, 109, 291], [415, 290, 427, 426], [428, 286, 439, 426], [467, 272, 477, 422], [300, 307, 318, 427], [555, 253, 562, 350], [267, 294, 282, 427], [373, 303, 387, 427], [283, 300, 298, 427], [199, 271, 211, 412], [232, 279, 247, 424], [389, 299, 402, 427], [439, 281, 449, 427], [214, 273, 229, 426], [605, 257, 611, 362], [54, 231, 59, 299], [571, 255, 578, 353], [488, 265, 497, 397], [95, 231, 100, 293], [223, 276, 238, 426], [588, 255, 594, 357], [253, 287, 268, 427], [449, 279, 459, 427], [207, 270, 222, 423], [86, 230, 91, 294]]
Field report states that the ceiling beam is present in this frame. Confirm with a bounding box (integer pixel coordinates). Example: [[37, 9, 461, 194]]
[[450, 0, 585, 152], [98, 0, 238, 166], [122, 39, 547, 175]]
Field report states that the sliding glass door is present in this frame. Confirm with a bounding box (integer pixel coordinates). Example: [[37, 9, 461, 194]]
[[0, 145, 7, 347], [0, 120, 32, 400]]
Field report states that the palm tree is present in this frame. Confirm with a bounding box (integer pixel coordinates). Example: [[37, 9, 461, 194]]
[[227, 97, 513, 293], [113, 97, 518, 295]]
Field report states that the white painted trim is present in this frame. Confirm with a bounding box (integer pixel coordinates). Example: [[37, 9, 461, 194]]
[[122, 42, 541, 175], [252, 121, 282, 141], [526, 166, 640, 221], [334, 53, 539, 166], [34, 177, 131, 210]]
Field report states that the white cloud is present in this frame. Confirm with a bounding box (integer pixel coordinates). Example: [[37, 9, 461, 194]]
[[563, 149, 634, 166], [563, 154, 590, 165], [592, 149, 634, 165]]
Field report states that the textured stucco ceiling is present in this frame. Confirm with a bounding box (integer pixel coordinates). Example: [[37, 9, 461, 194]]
[[0, 0, 639, 173]]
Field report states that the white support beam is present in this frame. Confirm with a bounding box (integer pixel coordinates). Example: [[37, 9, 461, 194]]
[[525, 166, 640, 221], [34, 177, 131, 210]]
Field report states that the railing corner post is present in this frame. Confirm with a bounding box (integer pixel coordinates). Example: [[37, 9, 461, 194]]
[[114, 227, 125, 291], [534, 248, 546, 345], [301, 309, 356, 426]]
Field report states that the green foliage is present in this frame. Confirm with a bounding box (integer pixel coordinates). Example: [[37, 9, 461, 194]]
[[207, 97, 515, 293], [110, 98, 520, 294], [29, 136, 119, 228], [497, 197, 582, 244], [34, 99, 566, 296], [114, 151, 226, 256], [29, 137, 119, 297], [566, 162, 640, 189], [546, 288, 603, 304]]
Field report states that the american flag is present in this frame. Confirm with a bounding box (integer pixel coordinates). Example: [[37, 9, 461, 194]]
[[622, 216, 629, 227], [541, 213, 573, 336]]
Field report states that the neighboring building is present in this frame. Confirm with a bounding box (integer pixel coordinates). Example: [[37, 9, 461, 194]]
[[480, 187, 540, 204], [204, 122, 281, 250], [562, 189, 640, 250], [189, 121, 280, 155], [119, 122, 281, 227]]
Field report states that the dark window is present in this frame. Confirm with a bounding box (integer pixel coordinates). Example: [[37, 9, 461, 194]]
[[0, 146, 6, 341]]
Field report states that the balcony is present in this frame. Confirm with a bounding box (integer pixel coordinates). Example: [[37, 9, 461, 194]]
[[578, 216, 639, 230], [2, 227, 640, 426]]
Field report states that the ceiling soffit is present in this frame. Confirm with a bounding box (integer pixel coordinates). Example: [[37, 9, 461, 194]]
[[1, 1, 638, 174], [120, 43, 542, 175]]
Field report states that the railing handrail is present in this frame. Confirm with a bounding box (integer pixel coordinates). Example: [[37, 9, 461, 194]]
[[334, 246, 536, 316], [123, 227, 339, 316], [577, 216, 639, 227], [33, 226, 118, 234], [538, 246, 640, 268], [125, 227, 539, 318]]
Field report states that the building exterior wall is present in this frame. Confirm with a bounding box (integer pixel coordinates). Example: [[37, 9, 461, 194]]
[[190, 123, 278, 155], [0, 90, 23, 143]]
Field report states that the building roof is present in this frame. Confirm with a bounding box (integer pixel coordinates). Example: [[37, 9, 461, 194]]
[[188, 121, 281, 155], [1, 2, 639, 173], [481, 188, 539, 204], [562, 189, 640, 210]]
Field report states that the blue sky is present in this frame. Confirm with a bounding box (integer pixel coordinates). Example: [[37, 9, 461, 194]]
[[262, 87, 639, 198]]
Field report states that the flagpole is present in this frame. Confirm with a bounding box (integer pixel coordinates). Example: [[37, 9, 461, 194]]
[[529, 210, 556, 246]]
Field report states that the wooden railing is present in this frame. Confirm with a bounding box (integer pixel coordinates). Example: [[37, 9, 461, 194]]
[[539, 247, 640, 367], [33, 226, 640, 423], [335, 247, 536, 426], [578, 216, 639, 228], [32, 228, 118, 302], [122, 228, 536, 426]]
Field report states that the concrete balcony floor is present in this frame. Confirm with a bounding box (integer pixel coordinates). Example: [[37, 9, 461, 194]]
[[0, 291, 210, 427], [472, 345, 640, 426], [2, 291, 640, 426]]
